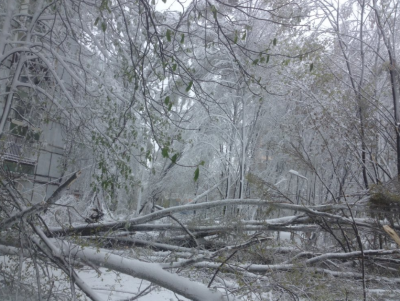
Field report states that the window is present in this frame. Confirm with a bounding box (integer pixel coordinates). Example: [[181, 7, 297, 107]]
[[3, 160, 35, 175], [9, 119, 40, 141], [1, 134, 37, 175], [12, 97, 31, 122], [10, 121, 28, 136]]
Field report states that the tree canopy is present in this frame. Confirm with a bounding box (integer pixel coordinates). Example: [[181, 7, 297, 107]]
[[1, 0, 400, 300]]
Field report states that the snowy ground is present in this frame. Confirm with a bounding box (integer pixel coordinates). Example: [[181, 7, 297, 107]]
[[1, 230, 398, 301], [0, 255, 191, 301], [78, 268, 190, 301]]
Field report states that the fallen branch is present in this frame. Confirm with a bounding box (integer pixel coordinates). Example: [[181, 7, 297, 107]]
[[0, 171, 81, 231], [48, 197, 372, 236], [55, 240, 236, 301], [383, 225, 400, 247]]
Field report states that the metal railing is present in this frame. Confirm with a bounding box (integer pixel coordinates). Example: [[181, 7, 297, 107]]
[[0, 134, 37, 165]]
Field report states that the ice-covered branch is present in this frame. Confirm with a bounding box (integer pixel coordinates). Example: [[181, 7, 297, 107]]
[[47, 199, 373, 236], [0, 171, 81, 231], [56, 241, 235, 301]]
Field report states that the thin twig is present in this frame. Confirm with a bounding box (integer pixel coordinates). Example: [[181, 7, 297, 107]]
[[208, 250, 237, 288], [168, 214, 199, 248]]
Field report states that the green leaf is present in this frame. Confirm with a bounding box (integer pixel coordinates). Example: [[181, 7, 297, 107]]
[[200, 160, 205, 166], [194, 167, 200, 181], [234, 34, 238, 44], [162, 147, 169, 158], [94, 17, 100, 26], [180, 34, 185, 44], [100, 0, 110, 12], [172, 64, 177, 71], [273, 38, 277, 46], [266, 55, 270, 63], [168, 102, 173, 111], [185, 81, 193, 92], [164, 96, 170, 105], [310, 63, 314, 72], [101, 22, 107, 32], [242, 32, 246, 40], [211, 5, 217, 19], [252, 59, 259, 65], [166, 29, 171, 42], [162, 0, 166, 3], [18, 90, 29, 98], [171, 153, 178, 163]]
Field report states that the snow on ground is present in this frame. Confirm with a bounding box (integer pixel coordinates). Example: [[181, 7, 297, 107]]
[[79, 268, 190, 301], [80, 267, 189, 301], [0, 254, 191, 301]]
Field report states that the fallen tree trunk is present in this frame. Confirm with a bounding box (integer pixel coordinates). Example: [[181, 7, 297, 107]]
[[46, 199, 377, 237], [0, 239, 236, 301], [55, 240, 235, 301]]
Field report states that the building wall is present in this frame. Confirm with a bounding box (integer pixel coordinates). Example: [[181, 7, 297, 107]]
[[0, 1, 83, 204]]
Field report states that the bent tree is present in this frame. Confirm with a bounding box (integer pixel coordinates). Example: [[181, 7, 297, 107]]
[[1, 0, 400, 300]]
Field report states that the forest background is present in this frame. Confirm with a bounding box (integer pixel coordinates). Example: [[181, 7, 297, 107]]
[[1, 0, 400, 300]]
